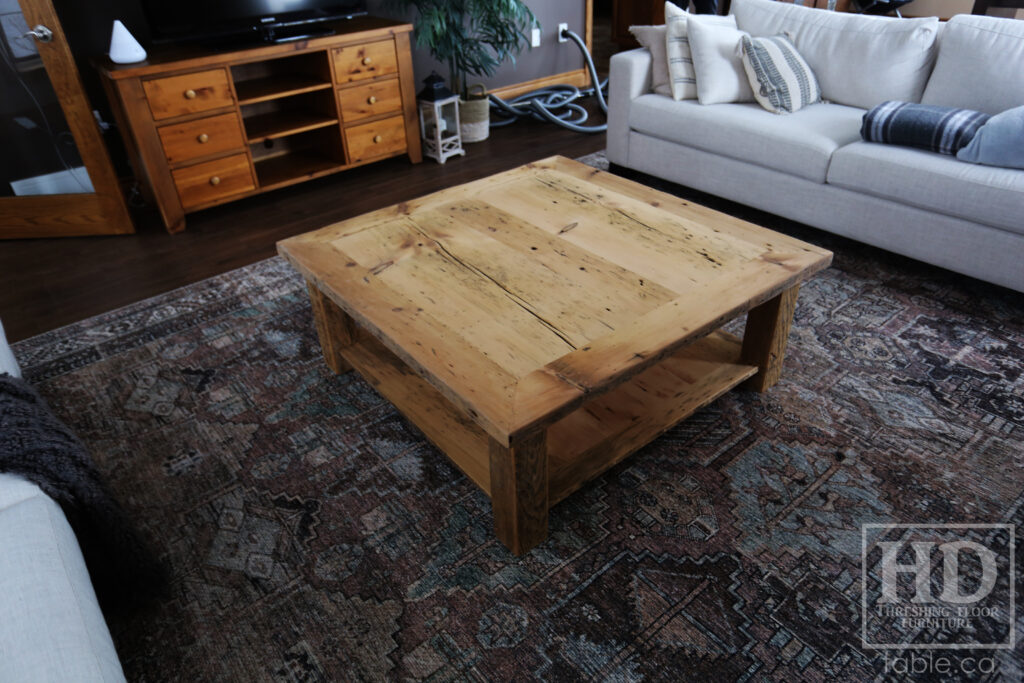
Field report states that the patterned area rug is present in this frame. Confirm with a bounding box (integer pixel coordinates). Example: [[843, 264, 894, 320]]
[[13, 153, 1024, 682]]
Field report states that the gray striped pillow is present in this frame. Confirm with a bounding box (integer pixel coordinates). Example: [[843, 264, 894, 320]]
[[740, 35, 821, 114]]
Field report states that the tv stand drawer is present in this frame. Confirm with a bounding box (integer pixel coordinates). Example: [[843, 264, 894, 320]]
[[332, 40, 398, 84], [345, 115, 406, 163], [158, 113, 246, 164], [339, 79, 402, 123], [143, 69, 234, 120], [172, 153, 256, 209]]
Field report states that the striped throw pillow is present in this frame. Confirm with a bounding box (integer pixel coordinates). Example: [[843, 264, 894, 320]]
[[862, 101, 991, 155], [740, 35, 821, 114]]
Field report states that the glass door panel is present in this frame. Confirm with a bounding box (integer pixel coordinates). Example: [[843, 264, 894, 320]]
[[0, 0, 92, 197], [0, 0, 131, 237]]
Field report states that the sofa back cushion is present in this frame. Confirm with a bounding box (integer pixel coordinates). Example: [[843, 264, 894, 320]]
[[921, 15, 1024, 116], [731, 0, 940, 110]]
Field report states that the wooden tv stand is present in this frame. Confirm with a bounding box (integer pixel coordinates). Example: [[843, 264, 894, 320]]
[[97, 17, 422, 234]]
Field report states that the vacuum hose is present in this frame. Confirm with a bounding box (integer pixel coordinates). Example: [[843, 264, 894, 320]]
[[488, 28, 608, 134]]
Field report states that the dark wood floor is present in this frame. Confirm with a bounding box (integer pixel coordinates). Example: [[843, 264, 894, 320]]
[[1, 116, 605, 343]]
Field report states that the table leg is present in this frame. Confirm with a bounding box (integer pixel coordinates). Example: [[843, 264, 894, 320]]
[[307, 282, 356, 374], [489, 429, 548, 555], [741, 285, 799, 392]]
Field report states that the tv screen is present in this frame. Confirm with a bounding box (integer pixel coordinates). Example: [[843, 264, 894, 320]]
[[144, 0, 369, 44]]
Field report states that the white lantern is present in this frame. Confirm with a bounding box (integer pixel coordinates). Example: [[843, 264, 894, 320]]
[[417, 73, 465, 164]]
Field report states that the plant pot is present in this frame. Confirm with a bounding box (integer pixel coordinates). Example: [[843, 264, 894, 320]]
[[459, 84, 490, 143]]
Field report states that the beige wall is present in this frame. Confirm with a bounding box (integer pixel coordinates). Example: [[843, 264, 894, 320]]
[[903, 0, 1024, 18]]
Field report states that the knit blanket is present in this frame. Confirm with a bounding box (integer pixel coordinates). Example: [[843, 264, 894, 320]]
[[861, 100, 990, 155], [0, 372, 166, 611]]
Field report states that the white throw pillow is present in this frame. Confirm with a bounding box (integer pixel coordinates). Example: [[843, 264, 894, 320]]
[[731, 0, 939, 110], [687, 16, 754, 105], [629, 25, 672, 96], [664, 2, 734, 101], [741, 34, 821, 114]]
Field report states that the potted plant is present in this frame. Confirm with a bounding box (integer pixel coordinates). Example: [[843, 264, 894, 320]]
[[390, 0, 537, 142]]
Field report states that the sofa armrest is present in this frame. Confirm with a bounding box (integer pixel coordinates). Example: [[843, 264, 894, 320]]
[[0, 475, 127, 682], [607, 48, 654, 166]]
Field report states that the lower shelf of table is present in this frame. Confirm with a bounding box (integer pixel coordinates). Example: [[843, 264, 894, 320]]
[[340, 329, 758, 505]]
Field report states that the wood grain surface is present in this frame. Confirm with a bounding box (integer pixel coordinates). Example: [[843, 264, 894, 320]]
[[741, 285, 800, 392], [307, 281, 357, 374], [489, 429, 549, 555]]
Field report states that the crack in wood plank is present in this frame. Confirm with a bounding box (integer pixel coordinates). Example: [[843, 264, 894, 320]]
[[406, 220, 579, 351]]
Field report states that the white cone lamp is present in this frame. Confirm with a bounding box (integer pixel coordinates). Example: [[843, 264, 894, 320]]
[[109, 20, 147, 64]]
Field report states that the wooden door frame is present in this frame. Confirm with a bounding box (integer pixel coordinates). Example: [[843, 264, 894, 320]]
[[0, 0, 133, 238]]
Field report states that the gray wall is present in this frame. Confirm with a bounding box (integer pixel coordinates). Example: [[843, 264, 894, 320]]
[[366, 0, 588, 92]]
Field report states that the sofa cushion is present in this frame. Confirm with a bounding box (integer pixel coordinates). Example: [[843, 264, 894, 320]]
[[629, 96, 864, 182], [827, 141, 1024, 235], [921, 15, 1024, 116], [731, 0, 940, 110], [0, 475, 126, 682]]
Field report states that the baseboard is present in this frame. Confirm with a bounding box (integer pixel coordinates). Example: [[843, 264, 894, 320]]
[[489, 69, 592, 100]]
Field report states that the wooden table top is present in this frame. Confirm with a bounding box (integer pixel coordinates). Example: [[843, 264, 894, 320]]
[[278, 156, 832, 444]]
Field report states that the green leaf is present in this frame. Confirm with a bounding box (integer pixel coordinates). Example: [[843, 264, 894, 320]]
[[387, 0, 538, 98]]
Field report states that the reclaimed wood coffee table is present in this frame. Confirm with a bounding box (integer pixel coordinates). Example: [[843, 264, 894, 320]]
[[278, 156, 832, 554]]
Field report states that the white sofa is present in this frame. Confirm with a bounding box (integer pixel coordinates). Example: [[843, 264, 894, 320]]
[[0, 320, 126, 682], [607, 0, 1024, 293]]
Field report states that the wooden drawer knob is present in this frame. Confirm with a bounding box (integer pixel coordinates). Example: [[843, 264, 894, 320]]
[[209, 176, 221, 186], [373, 135, 383, 144], [197, 133, 209, 143], [367, 95, 377, 105], [362, 57, 372, 66], [184, 89, 197, 99]]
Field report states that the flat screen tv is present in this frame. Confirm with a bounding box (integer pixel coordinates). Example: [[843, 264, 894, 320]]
[[143, 0, 369, 45]]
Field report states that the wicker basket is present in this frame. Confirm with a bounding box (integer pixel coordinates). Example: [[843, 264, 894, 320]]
[[459, 84, 490, 143]]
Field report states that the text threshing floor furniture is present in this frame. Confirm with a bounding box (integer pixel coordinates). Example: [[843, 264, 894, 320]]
[[277, 156, 833, 554]]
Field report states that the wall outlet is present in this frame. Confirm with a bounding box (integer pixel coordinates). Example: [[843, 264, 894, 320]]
[[558, 23, 569, 42], [531, 27, 541, 47]]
